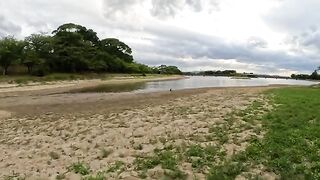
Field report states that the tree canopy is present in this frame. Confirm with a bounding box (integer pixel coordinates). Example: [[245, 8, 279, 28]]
[[0, 23, 182, 76]]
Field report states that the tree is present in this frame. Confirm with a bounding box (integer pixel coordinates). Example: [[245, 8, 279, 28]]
[[310, 70, 320, 80], [99, 38, 133, 63], [0, 36, 25, 75], [22, 34, 53, 74], [157, 65, 182, 74], [51, 23, 98, 72], [52, 23, 99, 46]]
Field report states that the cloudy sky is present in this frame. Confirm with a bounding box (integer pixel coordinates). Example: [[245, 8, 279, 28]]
[[1, 0, 320, 75]]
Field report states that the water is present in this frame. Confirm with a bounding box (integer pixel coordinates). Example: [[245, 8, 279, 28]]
[[71, 76, 318, 93]]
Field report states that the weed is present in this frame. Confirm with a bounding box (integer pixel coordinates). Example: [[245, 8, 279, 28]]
[[163, 169, 187, 180], [133, 144, 143, 150], [106, 161, 125, 174], [82, 172, 105, 180], [68, 162, 90, 175]]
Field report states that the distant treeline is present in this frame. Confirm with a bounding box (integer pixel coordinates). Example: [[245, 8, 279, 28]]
[[291, 72, 320, 80], [0, 23, 181, 76], [291, 67, 320, 80], [185, 70, 237, 76], [184, 70, 261, 78]]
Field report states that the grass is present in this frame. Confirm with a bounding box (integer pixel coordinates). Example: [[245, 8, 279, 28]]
[[106, 161, 125, 174], [0, 73, 176, 84], [211, 87, 320, 179], [68, 162, 91, 175]]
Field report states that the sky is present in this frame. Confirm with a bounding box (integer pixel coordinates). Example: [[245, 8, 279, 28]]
[[1, 0, 320, 75]]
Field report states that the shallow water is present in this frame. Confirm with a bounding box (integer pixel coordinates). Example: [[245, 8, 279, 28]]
[[72, 76, 318, 93]]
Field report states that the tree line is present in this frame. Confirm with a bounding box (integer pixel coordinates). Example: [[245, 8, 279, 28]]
[[291, 67, 320, 80], [0, 23, 182, 76]]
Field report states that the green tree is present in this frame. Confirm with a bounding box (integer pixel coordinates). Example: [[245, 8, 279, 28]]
[[310, 70, 320, 80], [99, 38, 133, 63], [22, 34, 53, 74], [0, 36, 25, 75], [157, 65, 182, 74], [51, 23, 98, 72]]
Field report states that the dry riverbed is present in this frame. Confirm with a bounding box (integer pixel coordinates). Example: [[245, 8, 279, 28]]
[[0, 80, 277, 179]]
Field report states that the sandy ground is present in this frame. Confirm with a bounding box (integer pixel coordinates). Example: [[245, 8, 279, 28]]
[[0, 79, 279, 179]]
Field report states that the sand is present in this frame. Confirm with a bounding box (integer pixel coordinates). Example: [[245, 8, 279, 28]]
[[0, 78, 279, 179]]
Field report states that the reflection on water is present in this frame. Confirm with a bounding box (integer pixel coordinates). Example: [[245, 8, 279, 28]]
[[72, 76, 318, 93], [70, 82, 146, 93]]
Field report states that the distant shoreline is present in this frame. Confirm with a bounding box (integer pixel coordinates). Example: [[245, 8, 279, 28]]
[[0, 74, 185, 94]]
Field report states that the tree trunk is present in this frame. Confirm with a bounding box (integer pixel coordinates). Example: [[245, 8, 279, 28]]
[[27, 65, 33, 74], [2, 67, 7, 75]]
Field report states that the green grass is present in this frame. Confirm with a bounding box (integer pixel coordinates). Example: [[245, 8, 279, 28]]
[[0, 73, 174, 84], [68, 162, 91, 175], [106, 161, 125, 174], [213, 87, 320, 179]]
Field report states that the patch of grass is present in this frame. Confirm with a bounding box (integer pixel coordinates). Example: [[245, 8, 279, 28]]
[[68, 162, 90, 175], [82, 172, 105, 180], [134, 146, 182, 179], [106, 161, 125, 174], [185, 145, 221, 171], [210, 87, 320, 179], [208, 125, 229, 144], [207, 161, 247, 180], [163, 169, 187, 180]]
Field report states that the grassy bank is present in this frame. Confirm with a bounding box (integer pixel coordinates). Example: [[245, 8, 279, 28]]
[[212, 87, 320, 179], [0, 73, 176, 84]]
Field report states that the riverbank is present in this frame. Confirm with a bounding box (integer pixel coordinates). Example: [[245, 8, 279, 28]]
[[1, 81, 319, 179], [0, 74, 184, 95], [0, 84, 281, 179]]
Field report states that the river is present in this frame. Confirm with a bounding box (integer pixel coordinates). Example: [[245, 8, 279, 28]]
[[72, 76, 318, 93]]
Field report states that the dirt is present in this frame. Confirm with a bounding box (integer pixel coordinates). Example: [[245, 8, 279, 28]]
[[0, 82, 279, 179]]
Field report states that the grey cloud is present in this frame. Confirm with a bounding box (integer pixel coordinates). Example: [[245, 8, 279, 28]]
[[151, 0, 185, 18], [247, 37, 268, 48], [265, 0, 320, 34], [132, 25, 319, 73], [151, 0, 219, 18], [102, 0, 219, 20], [103, 0, 141, 19], [265, 0, 320, 54], [0, 15, 21, 37]]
